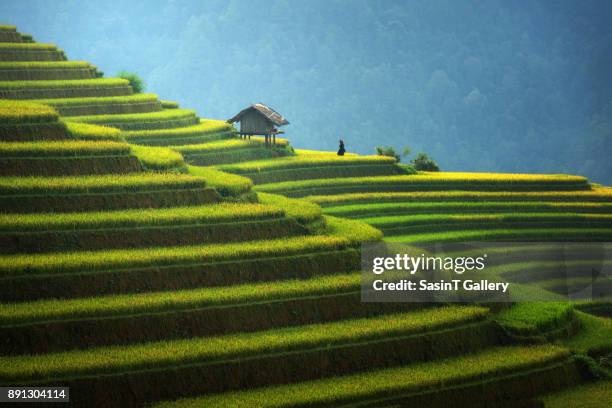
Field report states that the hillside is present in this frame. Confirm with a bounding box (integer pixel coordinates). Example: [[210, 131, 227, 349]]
[[0, 24, 610, 407]]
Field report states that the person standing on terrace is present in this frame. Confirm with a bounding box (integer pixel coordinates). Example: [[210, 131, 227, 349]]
[[337, 139, 346, 156]]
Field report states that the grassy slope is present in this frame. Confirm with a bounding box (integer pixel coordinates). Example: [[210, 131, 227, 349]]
[[155, 345, 569, 407], [0, 99, 58, 123], [0, 273, 362, 325], [0, 78, 128, 89], [0, 307, 487, 382], [0, 140, 130, 156], [2, 28, 611, 407], [306, 188, 612, 205], [540, 380, 612, 407], [0, 203, 284, 232], [0, 173, 206, 195], [0, 235, 350, 276]]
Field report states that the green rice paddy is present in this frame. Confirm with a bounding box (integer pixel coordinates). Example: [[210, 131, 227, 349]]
[[0, 173, 206, 195], [0, 307, 487, 382], [156, 345, 569, 408], [0, 23, 609, 406], [0, 203, 284, 232]]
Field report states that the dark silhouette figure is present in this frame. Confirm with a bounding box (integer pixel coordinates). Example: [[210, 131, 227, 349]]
[[337, 139, 346, 156]]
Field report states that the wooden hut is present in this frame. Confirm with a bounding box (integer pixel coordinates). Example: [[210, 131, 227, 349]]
[[228, 103, 289, 146]]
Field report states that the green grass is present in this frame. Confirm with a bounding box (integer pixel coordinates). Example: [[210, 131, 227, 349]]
[[172, 138, 262, 153], [130, 145, 185, 171], [160, 100, 179, 109], [0, 140, 129, 157], [257, 192, 322, 224], [184, 147, 290, 166], [0, 273, 361, 326], [0, 78, 128, 89], [574, 300, 612, 318], [64, 121, 123, 141], [31, 93, 159, 107], [123, 119, 234, 146], [417, 171, 588, 183], [239, 164, 407, 185], [295, 149, 358, 156], [0, 173, 206, 196], [187, 165, 252, 197], [218, 154, 397, 174], [324, 215, 384, 244], [0, 61, 97, 81], [324, 201, 612, 217], [561, 311, 612, 355], [65, 108, 196, 126], [0, 307, 487, 382], [306, 188, 612, 205], [0, 203, 283, 233], [256, 173, 590, 197], [540, 380, 612, 408], [361, 213, 612, 231], [0, 61, 91, 69], [386, 228, 612, 243], [0, 42, 58, 50], [486, 259, 612, 283], [0, 235, 349, 277], [248, 135, 290, 146], [0, 99, 58, 123], [495, 302, 575, 335], [156, 345, 569, 408], [538, 276, 612, 296], [123, 119, 232, 139]]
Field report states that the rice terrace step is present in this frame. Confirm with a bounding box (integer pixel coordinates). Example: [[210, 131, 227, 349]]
[[0, 14, 610, 408]]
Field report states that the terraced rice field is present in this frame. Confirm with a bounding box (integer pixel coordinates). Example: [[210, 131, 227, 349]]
[[123, 119, 235, 146], [155, 345, 576, 408], [0, 24, 610, 407], [256, 173, 590, 197], [0, 42, 67, 61], [0, 61, 100, 81], [32, 93, 162, 116], [173, 138, 292, 166], [220, 153, 405, 183], [0, 78, 133, 99], [64, 108, 199, 130]]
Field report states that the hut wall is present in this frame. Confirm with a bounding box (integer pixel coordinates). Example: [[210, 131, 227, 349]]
[[239, 111, 273, 135]]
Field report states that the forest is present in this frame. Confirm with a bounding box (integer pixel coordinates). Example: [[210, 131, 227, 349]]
[[1, 0, 610, 183]]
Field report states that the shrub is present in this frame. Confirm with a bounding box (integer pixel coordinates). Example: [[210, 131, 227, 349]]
[[412, 152, 440, 171], [117, 71, 145, 93], [375, 146, 400, 162]]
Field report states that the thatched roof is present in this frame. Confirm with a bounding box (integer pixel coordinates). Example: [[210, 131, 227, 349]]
[[229, 103, 289, 126]]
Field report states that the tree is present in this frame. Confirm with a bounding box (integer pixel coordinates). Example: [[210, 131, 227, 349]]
[[411, 152, 440, 171], [375, 146, 400, 162], [117, 71, 145, 93]]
